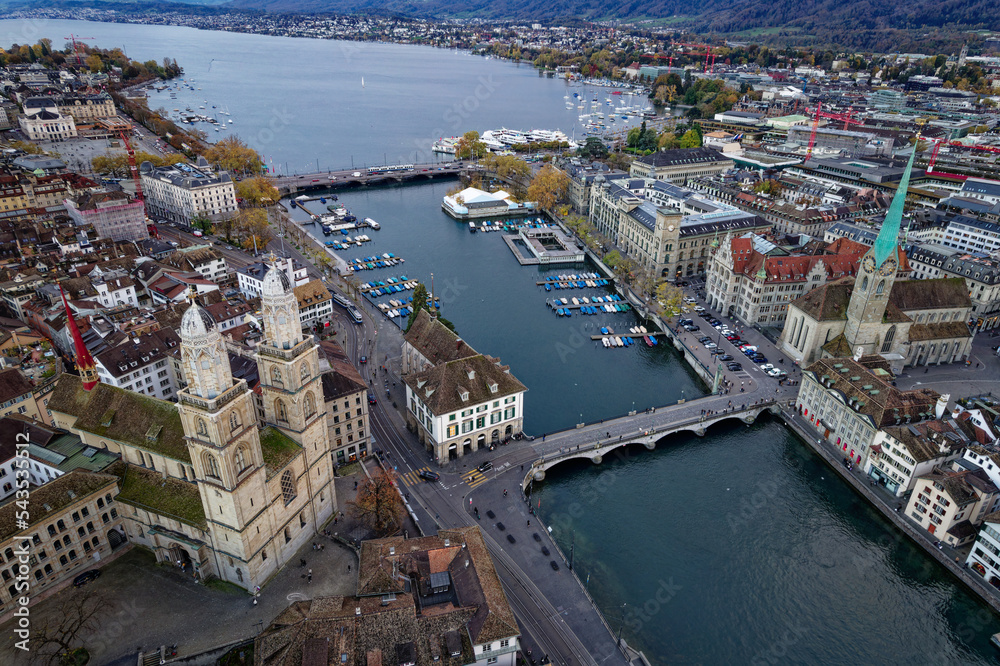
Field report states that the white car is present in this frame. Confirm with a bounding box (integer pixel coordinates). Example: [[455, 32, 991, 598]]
[[760, 363, 774, 372], [352, 171, 362, 177], [704, 342, 717, 349], [767, 368, 784, 377]]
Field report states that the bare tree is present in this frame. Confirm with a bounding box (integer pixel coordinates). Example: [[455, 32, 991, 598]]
[[33, 588, 107, 665]]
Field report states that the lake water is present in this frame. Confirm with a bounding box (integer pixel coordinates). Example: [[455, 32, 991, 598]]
[[0, 19, 649, 174], [5, 18, 999, 664]]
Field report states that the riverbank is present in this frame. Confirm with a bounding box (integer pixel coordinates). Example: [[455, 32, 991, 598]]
[[781, 406, 1000, 616]]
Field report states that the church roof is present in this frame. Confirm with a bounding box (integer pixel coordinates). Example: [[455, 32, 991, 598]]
[[889, 277, 972, 311], [793, 278, 853, 321], [907, 321, 974, 341], [109, 460, 206, 528], [47, 374, 190, 463]]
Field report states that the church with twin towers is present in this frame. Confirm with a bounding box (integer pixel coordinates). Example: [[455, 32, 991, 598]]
[[49, 262, 337, 590]]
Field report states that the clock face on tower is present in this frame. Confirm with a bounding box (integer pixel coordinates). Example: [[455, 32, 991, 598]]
[[877, 258, 897, 277], [862, 256, 876, 274]]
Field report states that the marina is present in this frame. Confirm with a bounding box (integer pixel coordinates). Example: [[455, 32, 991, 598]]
[[345, 254, 404, 272]]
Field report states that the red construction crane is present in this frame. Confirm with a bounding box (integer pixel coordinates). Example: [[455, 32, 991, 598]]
[[64, 34, 94, 66], [803, 105, 867, 162], [926, 138, 1000, 174], [117, 128, 146, 210], [672, 42, 717, 73]]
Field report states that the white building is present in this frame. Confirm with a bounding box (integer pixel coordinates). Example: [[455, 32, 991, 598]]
[[93, 329, 181, 401], [92, 276, 138, 309], [236, 258, 309, 299], [402, 310, 526, 462], [139, 157, 237, 224], [18, 109, 77, 141], [865, 411, 966, 496], [161, 246, 229, 283], [966, 516, 1000, 587], [294, 280, 333, 327]]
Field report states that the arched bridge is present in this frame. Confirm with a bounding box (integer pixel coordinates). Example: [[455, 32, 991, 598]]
[[523, 400, 780, 487]]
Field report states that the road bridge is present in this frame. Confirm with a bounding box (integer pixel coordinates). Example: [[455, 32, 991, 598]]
[[273, 162, 481, 195], [522, 399, 782, 486]]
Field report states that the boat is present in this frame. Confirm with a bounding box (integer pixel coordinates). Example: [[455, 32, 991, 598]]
[[600, 327, 609, 335], [560, 298, 568, 305], [640, 326, 648, 334], [615, 337, 623, 347], [365, 218, 380, 230], [469, 222, 477, 233], [362, 76, 365, 88]]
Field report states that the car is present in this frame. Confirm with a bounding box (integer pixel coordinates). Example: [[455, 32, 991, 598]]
[[507, 534, 517, 544], [760, 363, 774, 371], [720, 354, 734, 361], [678, 318, 693, 326], [477, 461, 493, 473], [496, 522, 505, 531], [727, 363, 743, 372], [753, 356, 769, 364], [359, 355, 367, 364], [711, 348, 726, 356], [419, 470, 441, 482], [741, 345, 758, 352], [368, 395, 377, 405], [698, 336, 713, 343], [704, 342, 717, 349], [725, 334, 739, 341], [767, 368, 784, 377], [684, 297, 697, 304], [693, 305, 704, 312], [550, 560, 560, 571], [170, 241, 179, 247], [684, 324, 700, 331], [352, 171, 362, 177], [73, 570, 101, 587]]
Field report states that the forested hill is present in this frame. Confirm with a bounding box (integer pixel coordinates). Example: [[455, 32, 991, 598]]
[[224, 0, 1000, 37]]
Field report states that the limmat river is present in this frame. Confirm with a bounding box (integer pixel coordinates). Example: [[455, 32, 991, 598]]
[[5, 18, 999, 664], [0, 19, 651, 174]]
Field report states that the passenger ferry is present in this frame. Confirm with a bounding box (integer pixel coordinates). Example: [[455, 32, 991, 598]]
[[432, 137, 460, 154]]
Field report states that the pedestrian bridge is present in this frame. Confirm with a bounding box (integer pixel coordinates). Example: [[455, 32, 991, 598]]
[[523, 400, 780, 486]]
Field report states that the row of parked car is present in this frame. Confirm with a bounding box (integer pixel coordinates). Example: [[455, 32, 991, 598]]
[[681, 310, 789, 379]]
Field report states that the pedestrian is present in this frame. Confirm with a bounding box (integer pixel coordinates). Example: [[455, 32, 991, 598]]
[[542, 434, 545, 442], [253, 597, 258, 606], [348, 564, 351, 572], [527, 519, 531, 526], [300, 558, 306, 567]]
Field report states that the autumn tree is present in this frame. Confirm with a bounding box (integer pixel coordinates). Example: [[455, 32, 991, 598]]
[[351, 468, 405, 537], [204, 135, 263, 176], [454, 131, 487, 161], [656, 282, 686, 317], [679, 129, 702, 148], [235, 176, 280, 206], [91, 151, 183, 177], [232, 208, 271, 252], [482, 154, 530, 180], [526, 164, 569, 211]]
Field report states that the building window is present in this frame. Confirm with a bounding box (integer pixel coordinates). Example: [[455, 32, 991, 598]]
[[230, 410, 241, 432], [275, 399, 288, 424], [280, 470, 297, 504], [204, 453, 222, 480], [304, 392, 317, 419], [234, 446, 250, 475]]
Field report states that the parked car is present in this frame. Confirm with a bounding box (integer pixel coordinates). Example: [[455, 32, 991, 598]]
[[73, 570, 101, 587], [684, 324, 700, 332], [752, 356, 769, 364], [704, 342, 717, 349], [720, 354, 734, 361], [727, 363, 744, 372], [767, 368, 784, 377]]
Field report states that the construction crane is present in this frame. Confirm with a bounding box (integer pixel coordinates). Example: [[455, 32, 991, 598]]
[[116, 128, 155, 236], [926, 138, 1000, 174], [64, 34, 94, 66], [803, 104, 867, 162], [672, 42, 717, 73]]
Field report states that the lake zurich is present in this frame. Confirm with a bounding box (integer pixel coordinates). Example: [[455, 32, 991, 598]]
[[4, 18, 999, 664]]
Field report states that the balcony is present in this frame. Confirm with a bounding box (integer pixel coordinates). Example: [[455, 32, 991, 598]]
[[256, 337, 312, 362], [179, 380, 247, 412]]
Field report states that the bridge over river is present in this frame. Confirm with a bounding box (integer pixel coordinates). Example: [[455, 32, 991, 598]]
[[514, 394, 785, 488], [273, 161, 479, 196]]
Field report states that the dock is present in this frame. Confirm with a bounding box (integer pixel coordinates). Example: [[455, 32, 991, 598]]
[[547, 299, 629, 311], [346, 256, 405, 271], [360, 279, 418, 295], [589, 332, 664, 340]]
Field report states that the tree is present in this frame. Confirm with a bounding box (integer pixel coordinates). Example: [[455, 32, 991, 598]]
[[656, 282, 686, 317], [350, 468, 405, 536], [235, 176, 280, 207], [603, 249, 623, 271], [455, 131, 487, 161], [32, 588, 107, 665], [204, 135, 263, 176], [191, 214, 213, 234], [526, 164, 569, 211], [578, 137, 608, 159], [233, 208, 271, 252], [406, 283, 429, 332], [85, 54, 102, 73], [679, 129, 702, 148]]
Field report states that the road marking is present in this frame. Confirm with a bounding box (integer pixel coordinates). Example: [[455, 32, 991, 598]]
[[399, 467, 431, 487], [462, 469, 490, 489]]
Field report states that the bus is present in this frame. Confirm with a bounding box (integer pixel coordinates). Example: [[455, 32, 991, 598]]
[[367, 164, 413, 174]]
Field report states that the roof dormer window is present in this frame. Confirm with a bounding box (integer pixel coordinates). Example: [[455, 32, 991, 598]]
[[489, 382, 499, 393]]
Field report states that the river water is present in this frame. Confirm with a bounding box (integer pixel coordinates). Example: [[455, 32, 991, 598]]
[[6, 18, 999, 664]]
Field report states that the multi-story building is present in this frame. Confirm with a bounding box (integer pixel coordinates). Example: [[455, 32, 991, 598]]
[[905, 468, 1000, 547], [22, 92, 116, 121], [0, 368, 43, 422], [561, 161, 623, 215], [18, 109, 77, 142], [403, 310, 526, 463], [65, 190, 148, 243], [255, 527, 520, 666], [49, 264, 338, 591], [139, 157, 237, 224], [236, 257, 309, 299], [966, 515, 1000, 587], [0, 469, 126, 623], [589, 176, 769, 280], [629, 147, 734, 183], [796, 355, 940, 468], [905, 244, 1000, 331], [937, 215, 1000, 255], [706, 234, 867, 327], [319, 340, 370, 465], [93, 328, 181, 401], [294, 280, 333, 328], [865, 412, 968, 496], [787, 125, 894, 158], [161, 246, 228, 283]]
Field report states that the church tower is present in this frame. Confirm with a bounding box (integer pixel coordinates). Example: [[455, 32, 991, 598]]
[[844, 150, 915, 352], [176, 301, 271, 587], [254, 263, 335, 535]]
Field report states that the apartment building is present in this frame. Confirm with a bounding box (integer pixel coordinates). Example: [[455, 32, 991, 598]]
[[65, 190, 148, 243], [139, 157, 237, 224]]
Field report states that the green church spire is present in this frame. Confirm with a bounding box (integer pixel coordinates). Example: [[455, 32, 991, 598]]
[[873, 149, 916, 268]]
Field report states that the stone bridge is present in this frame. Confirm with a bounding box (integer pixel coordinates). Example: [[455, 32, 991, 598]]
[[523, 400, 780, 487]]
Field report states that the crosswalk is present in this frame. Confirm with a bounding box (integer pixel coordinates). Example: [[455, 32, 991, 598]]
[[462, 469, 490, 489], [398, 468, 431, 487]]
